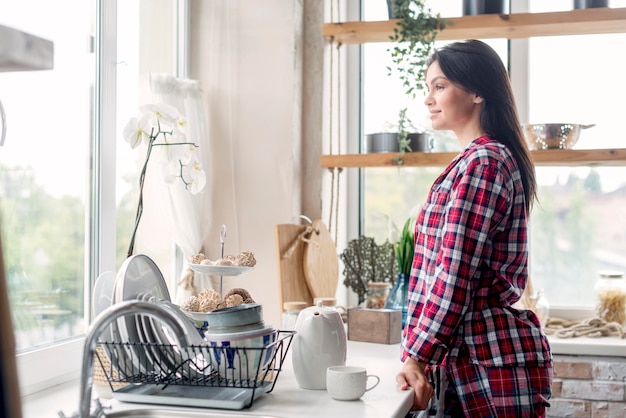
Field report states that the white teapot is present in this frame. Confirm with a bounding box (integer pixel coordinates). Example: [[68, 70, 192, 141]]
[[292, 300, 347, 390]]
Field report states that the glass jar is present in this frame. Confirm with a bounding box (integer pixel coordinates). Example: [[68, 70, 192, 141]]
[[365, 282, 390, 309], [594, 271, 626, 325], [530, 290, 550, 328], [282, 301, 308, 330]]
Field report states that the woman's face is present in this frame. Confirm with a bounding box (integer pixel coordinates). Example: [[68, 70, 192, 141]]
[[424, 60, 482, 136]]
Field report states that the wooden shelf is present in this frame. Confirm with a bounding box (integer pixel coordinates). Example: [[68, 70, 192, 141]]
[[320, 149, 626, 168], [322, 8, 626, 44], [321, 10, 626, 170]]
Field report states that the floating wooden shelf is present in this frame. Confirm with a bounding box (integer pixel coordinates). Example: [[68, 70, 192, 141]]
[[320, 149, 626, 168], [322, 8, 626, 44], [321, 9, 626, 169]]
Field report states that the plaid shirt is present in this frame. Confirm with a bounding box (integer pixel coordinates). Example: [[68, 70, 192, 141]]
[[401, 136, 552, 368]]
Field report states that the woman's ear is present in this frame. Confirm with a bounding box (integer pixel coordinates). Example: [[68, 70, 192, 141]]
[[473, 94, 484, 104]]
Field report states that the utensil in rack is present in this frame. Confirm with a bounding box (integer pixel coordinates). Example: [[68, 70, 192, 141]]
[[219, 224, 226, 297]]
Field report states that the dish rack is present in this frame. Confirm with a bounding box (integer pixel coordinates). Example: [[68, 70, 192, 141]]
[[95, 330, 295, 410]]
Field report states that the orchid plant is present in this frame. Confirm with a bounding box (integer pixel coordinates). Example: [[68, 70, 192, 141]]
[[122, 103, 206, 257]]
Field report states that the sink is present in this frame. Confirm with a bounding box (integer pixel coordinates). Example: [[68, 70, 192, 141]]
[[106, 409, 280, 418]]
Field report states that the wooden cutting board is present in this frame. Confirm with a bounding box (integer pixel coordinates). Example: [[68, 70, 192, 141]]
[[275, 224, 314, 308], [303, 220, 339, 299]]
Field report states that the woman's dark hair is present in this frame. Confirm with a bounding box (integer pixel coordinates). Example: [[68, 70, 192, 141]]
[[427, 39, 537, 212]]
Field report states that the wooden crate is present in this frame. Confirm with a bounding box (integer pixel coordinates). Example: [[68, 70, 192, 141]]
[[347, 307, 402, 344]]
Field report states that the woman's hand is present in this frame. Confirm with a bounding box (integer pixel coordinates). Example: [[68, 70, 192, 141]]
[[396, 357, 434, 411]]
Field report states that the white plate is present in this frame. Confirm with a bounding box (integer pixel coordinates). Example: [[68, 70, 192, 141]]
[[136, 293, 178, 376], [187, 264, 254, 276], [156, 300, 211, 377], [93, 271, 116, 318], [92, 271, 116, 341], [93, 271, 134, 377], [114, 254, 171, 303], [113, 254, 171, 375]]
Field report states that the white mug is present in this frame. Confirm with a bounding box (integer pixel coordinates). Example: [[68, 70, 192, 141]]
[[326, 365, 380, 401]]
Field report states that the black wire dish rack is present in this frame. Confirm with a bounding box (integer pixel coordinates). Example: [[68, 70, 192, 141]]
[[95, 330, 296, 410]]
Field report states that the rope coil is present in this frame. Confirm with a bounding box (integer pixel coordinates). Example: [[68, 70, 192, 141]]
[[544, 317, 625, 339]]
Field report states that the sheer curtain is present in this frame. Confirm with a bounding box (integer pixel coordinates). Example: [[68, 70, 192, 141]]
[[148, 73, 213, 303]]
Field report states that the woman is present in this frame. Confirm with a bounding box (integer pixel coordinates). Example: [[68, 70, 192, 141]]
[[396, 40, 553, 417]]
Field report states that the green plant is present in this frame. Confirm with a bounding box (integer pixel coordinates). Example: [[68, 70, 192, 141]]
[[387, 0, 446, 99], [340, 236, 397, 305], [395, 216, 416, 275], [394, 107, 412, 165]]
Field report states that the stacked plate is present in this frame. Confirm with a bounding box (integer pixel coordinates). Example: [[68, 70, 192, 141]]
[[93, 254, 209, 379]]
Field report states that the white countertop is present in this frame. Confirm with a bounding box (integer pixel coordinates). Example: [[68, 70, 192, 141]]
[[106, 340, 413, 418], [34, 339, 413, 418]]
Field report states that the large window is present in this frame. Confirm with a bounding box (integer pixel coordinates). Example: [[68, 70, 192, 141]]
[[1, 0, 184, 395], [358, 0, 626, 310], [526, 0, 626, 307], [0, 0, 94, 352]]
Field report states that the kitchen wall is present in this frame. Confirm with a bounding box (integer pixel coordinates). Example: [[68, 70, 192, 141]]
[[548, 355, 626, 417], [187, 0, 326, 328]]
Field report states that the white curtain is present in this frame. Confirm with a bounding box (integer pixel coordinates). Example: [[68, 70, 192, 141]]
[[148, 73, 213, 303]]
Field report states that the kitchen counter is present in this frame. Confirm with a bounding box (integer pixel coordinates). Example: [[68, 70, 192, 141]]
[[105, 340, 413, 418], [37, 340, 413, 418]]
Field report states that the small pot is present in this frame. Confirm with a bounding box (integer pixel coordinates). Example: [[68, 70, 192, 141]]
[[574, 0, 608, 9], [366, 132, 433, 153], [463, 0, 508, 16], [407, 133, 434, 153]]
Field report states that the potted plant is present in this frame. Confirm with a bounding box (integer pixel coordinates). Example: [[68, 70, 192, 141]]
[[386, 0, 446, 99], [395, 108, 433, 165], [340, 236, 397, 306], [384, 1, 445, 164], [365, 108, 432, 160]]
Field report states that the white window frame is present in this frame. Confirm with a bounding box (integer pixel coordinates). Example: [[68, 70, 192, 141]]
[[16, 0, 189, 396]]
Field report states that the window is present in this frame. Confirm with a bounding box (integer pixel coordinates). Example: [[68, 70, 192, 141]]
[[357, 0, 626, 311], [1, 0, 184, 395], [527, 1, 626, 308]]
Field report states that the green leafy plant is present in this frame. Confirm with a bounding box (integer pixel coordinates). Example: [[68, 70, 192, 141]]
[[340, 236, 397, 305], [395, 216, 416, 275], [394, 107, 412, 165], [387, 0, 446, 98]]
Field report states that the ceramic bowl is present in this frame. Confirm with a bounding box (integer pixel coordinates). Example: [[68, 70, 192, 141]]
[[185, 303, 263, 333], [203, 325, 279, 381]]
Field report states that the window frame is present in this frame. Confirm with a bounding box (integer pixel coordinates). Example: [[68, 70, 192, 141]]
[[15, 0, 189, 396]]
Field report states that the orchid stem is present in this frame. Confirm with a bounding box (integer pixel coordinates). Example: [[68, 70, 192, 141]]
[[126, 138, 155, 258]]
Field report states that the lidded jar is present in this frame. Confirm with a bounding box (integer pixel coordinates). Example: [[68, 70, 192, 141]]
[[366, 282, 391, 309], [594, 271, 626, 325], [282, 301, 308, 331]]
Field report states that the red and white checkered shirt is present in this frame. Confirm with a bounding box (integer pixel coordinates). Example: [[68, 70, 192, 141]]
[[401, 136, 552, 368]]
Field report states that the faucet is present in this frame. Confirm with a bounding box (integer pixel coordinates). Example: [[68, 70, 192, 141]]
[[66, 300, 192, 418]]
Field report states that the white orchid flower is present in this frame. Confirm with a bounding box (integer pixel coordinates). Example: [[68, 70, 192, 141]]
[[185, 159, 206, 194], [140, 103, 183, 126], [124, 101, 207, 257], [123, 115, 152, 148], [163, 156, 206, 195]]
